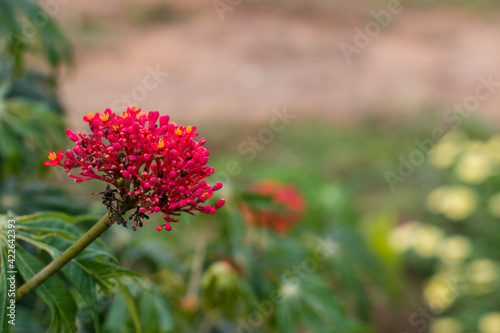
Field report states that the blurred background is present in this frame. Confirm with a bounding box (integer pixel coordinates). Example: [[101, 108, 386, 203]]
[[2, 0, 500, 332]]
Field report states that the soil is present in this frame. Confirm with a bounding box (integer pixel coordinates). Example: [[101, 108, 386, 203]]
[[57, 0, 500, 131]]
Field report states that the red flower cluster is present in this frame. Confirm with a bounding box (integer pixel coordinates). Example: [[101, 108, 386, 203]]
[[241, 181, 306, 234], [45, 107, 225, 231]]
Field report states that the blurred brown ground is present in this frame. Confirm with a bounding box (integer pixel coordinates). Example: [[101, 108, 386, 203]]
[[56, 0, 500, 130]]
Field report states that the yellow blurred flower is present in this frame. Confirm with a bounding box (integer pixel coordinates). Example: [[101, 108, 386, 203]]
[[412, 225, 444, 258], [438, 236, 472, 263], [427, 187, 448, 214], [484, 135, 500, 164], [479, 312, 500, 333], [467, 259, 498, 295], [387, 221, 421, 253], [430, 317, 462, 333], [455, 152, 492, 184], [488, 193, 500, 218], [427, 186, 477, 221], [430, 141, 462, 169], [423, 274, 459, 313], [429, 131, 467, 169]]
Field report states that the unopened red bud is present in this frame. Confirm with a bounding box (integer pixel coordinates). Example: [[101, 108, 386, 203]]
[[212, 182, 223, 191], [215, 199, 225, 209]]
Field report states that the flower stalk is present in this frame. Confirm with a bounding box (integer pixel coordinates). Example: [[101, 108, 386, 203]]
[[16, 211, 117, 302]]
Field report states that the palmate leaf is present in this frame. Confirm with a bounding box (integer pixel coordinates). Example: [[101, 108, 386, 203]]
[[16, 231, 106, 333], [20, 232, 114, 261], [105, 282, 174, 333], [16, 245, 78, 332], [17, 211, 100, 224], [0, 212, 144, 332], [15, 232, 143, 332], [274, 277, 364, 333], [0, 180, 89, 216], [16, 217, 84, 239]]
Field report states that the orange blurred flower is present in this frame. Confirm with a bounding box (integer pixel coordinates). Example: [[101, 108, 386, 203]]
[[241, 181, 306, 234]]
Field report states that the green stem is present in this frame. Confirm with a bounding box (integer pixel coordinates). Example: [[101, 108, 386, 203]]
[[16, 212, 114, 302]]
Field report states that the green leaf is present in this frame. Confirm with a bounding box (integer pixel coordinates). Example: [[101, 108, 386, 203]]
[[120, 281, 143, 333], [17, 231, 113, 261], [104, 294, 129, 333], [137, 287, 174, 333], [276, 298, 296, 333], [16, 218, 83, 239], [16, 246, 77, 332], [77, 258, 143, 281], [151, 289, 174, 332], [15, 231, 104, 332], [15, 231, 129, 289], [16, 211, 100, 224], [139, 291, 156, 333]]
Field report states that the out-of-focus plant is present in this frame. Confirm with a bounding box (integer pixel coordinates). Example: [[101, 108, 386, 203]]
[[0, 0, 76, 214], [240, 180, 307, 234], [106, 178, 394, 332], [0, 0, 73, 76], [0, 212, 143, 332], [389, 130, 500, 333], [0, 107, 226, 332], [0, 80, 67, 181]]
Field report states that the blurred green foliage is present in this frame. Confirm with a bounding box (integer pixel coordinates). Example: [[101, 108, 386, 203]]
[[2, 1, 500, 332], [0, 0, 72, 75], [389, 128, 500, 333], [0, 0, 80, 216]]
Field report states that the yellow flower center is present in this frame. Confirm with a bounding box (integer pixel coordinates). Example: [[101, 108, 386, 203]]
[[187, 126, 192, 134], [158, 139, 165, 149], [101, 113, 109, 122], [113, 124, 119, 131], [175, 128, 182, 136], [88, 112, 94, 119], [48, 152, 57, 161]]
